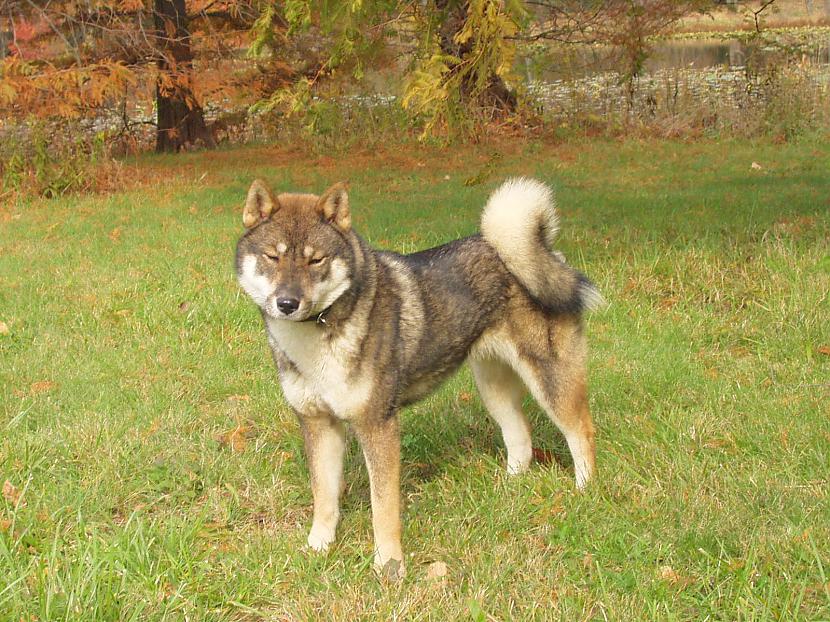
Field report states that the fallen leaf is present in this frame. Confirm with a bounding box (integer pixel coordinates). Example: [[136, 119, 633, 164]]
[[2, 480, 24, 506], [659, 565, 681, 584], [658, 296, 678, 310], [178, 301, 190, 312], [109, 227, 121, 242], [532, 447, 553, 466], [426, 560, 448, 580], [0, 518, 11, 532], [226, 394, 251, 402], [0, 320, 8, 335], [215, 423, 253, 453], [458, 391, 472, 403], [30, 381, 55, 394], [702, 436, 733, 450], [751, 162, 763, 170], [817, 345, 830, 356]]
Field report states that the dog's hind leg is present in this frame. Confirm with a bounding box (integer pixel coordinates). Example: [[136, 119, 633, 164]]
[[301, 413, 347, 552], [515, 355, 596, 490], [470, 357, 533, 476]]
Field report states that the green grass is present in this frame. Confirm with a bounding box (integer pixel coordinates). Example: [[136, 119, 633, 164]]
[[1, 137, 829, 621]]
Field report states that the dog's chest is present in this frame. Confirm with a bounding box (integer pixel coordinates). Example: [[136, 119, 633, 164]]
[[265, 318, 373, 419]]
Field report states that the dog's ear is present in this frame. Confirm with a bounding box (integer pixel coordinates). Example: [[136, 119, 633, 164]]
[[316, 182, 351, 232], [243, 179, 279, 228]]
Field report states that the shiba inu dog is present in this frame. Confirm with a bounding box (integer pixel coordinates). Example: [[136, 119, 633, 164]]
[[235, 178, 602, 579]]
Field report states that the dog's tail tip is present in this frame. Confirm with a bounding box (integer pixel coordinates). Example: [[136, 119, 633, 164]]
[[482, 178, 605, 314], [481, 177, 559, 248], [579, 278, 607, 313]]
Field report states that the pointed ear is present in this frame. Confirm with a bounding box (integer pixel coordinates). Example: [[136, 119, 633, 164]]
[[243, 179, 279, 228], [316, 182, 351, 232]]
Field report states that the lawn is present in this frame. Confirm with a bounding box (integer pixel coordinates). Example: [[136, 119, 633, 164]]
[[1, 137, 829, 621]]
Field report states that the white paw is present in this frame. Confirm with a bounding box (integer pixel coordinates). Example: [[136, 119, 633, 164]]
[[506, 444, 532, 475], [507, 457, 531, 476], [307, 528, 335, 552], [574, 462, 592, 490]]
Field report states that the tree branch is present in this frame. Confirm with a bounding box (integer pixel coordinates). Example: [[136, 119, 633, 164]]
[[753, 0, 777, 33]]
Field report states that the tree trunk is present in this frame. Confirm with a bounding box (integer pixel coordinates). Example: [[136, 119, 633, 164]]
[[154, 0, 213, 153], [435, 0, 517, 114]]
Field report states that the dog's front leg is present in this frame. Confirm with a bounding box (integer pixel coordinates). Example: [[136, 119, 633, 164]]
[[300, 413, 347, 552], [353, 415, 404, 580]]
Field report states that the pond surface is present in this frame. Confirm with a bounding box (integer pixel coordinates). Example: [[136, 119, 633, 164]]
[[525, 35, 830, 81]]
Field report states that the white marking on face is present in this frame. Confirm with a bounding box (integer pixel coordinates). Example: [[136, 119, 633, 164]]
[[238, 255, 274, 306], [303, 245, 314, 258], [308, 257, 351, 315]]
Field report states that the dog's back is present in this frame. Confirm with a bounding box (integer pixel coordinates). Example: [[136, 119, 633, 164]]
[[376, 236, 512, 405]]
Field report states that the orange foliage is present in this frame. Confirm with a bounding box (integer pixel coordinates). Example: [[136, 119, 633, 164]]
[[0, 59, 137, 118]]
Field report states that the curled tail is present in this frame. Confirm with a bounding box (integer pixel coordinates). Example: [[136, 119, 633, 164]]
[[480, 178, 604, 314]]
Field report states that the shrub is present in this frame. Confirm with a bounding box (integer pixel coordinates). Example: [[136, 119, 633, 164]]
[[1, 121, 124, 199]]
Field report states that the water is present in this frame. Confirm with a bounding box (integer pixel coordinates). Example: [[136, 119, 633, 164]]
[[526, 36, 830, 82]]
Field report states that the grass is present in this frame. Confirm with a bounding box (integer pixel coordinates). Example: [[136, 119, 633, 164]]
[[1, 136, 829, 621]]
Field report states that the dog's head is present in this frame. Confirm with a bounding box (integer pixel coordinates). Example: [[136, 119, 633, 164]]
[[236, 179, 355, 321]]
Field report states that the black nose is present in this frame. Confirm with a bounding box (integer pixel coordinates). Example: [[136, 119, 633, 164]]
[[276, 297, 300, 315]]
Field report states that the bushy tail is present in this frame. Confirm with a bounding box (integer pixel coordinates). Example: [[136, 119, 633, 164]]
[[480, 178, 604, 314]]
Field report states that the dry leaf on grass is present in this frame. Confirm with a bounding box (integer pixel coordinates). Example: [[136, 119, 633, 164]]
[[226, 394, 251, 403], [817, 345, 830, 356], [532, 447, 554, 466], [0, 518, 11, 532], [0, 320, 9, 335], [659, 565, 693, 589], [215, 423, 254, 453], [30, 381, 55, 394], [426, 561, 448, 583], [751, 162, 763, 170], [2, 480, 25, 507]]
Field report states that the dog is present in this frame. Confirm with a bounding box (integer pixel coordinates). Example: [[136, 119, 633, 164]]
[[235, 177, 602, 579]]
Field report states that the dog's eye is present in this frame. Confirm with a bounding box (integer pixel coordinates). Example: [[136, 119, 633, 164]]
[[264, 253, 280, 262], [309, 256, 327, 266]]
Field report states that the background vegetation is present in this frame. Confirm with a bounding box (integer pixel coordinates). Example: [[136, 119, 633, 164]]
[[2, 0, 830, 199]]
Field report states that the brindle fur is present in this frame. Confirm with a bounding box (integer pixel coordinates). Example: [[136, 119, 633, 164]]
[[235, 178, 601, 579]]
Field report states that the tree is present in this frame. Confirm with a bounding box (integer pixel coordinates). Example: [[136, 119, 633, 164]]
[[0, 1, 264, 152], [153, 0, 213, 151], [520, 0, 712, 106]]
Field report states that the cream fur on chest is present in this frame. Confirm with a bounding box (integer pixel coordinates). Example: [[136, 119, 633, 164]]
[[265, 317, 373, 420]]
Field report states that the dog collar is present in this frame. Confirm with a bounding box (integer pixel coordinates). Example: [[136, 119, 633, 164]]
[[300, 306, 331, 325]]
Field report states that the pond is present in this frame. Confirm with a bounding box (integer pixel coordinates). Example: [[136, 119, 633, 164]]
[[524, 35, 830, 82], [518, 29, 830, 120]]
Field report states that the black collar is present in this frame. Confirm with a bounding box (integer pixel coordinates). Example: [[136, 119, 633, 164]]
[[300, 306, 332, 325]]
